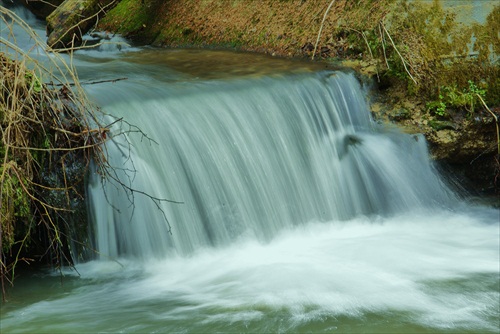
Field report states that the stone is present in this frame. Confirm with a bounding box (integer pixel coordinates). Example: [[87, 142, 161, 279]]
[[46, 0, 116, 50]]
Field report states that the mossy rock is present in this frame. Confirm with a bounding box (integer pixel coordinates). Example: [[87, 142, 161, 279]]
[[46, 0, 117, 49], [428, 120, 459, 131]]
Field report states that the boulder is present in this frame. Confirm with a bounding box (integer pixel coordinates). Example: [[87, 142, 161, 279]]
[[46, 0, 116, 50]]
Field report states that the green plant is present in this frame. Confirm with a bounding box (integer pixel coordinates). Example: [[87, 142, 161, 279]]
[[427, 80, 487, 118], [427, 93, 448, 117], [465, 80, 486, 115], [24, 72, 42, 93]]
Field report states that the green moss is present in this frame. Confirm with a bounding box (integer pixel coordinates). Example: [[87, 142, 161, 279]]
[[0, 162, 31, 252], [101, 0, 146, 33], [428, 120, 459, 131], [100, 0, 163, 42]]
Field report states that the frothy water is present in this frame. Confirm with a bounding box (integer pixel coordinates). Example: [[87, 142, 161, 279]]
[[1, 210, 499, 333], [1, 6, 499, 334]]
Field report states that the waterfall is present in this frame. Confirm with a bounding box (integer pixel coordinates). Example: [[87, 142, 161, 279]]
[[87, 71, 456, 259], [3, 7, 498, 333]]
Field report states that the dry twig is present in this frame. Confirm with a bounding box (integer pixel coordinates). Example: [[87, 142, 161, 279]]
[[312, 0, 336, 60]]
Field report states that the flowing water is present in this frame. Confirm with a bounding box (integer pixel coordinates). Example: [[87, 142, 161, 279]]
[[1, 6, 499, 334]]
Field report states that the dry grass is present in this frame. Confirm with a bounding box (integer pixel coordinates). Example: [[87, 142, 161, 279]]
[[0, 7, 108, 298]]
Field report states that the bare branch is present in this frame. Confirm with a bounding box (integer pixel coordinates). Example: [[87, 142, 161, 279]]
[[312, 0, 336, 61]]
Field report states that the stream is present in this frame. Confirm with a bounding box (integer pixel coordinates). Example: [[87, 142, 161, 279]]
[[1, 6, 499, 334]]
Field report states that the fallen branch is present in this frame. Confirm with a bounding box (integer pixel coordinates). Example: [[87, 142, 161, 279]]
[[312, 0, 336, 60], [47, 77, 128, 86], [378, 22, 390, 70]]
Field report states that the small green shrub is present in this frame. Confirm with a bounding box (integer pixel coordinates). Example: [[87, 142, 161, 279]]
[[466, 80, 486, 115], [427, 94, 448, 117], [427, 80, 487, 118]]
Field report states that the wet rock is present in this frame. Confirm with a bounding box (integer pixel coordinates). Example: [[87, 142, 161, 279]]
[[46, 0, 116, 49], [428, 120, 459, 131], [425, 115, 499, 195], [427, 117, 496, 162], [389, 108, 411, 121]]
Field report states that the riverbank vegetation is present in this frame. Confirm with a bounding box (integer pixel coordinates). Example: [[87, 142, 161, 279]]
[[0, 8, 109, 297]]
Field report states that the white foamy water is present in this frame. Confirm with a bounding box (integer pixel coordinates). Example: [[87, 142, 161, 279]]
[[2, 208, 498, 333]]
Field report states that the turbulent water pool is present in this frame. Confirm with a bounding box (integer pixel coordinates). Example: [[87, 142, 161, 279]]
[[2, 210, 499, 333], [1, 6, 499, 334]]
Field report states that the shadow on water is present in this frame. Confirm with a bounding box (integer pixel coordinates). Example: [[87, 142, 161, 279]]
[[121, 48, 331, 80]]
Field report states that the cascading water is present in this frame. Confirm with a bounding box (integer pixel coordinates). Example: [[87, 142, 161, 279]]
[[1, 6, 498, 334], [87, 71, 456, 259]]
